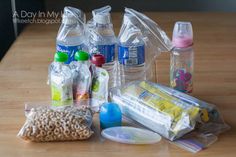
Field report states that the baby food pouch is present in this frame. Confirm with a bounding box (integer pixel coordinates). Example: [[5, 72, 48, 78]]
[[70, 61, 91, 106], [49, 52, 73, 107], [91, 67, 109, 111]]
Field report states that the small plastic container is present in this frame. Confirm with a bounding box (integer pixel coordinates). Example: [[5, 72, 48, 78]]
[[99, 103, 122, 129], [101, 126, 162, 144]]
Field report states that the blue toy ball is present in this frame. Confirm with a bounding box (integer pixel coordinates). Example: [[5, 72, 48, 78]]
[[99, 102, 122, 130]]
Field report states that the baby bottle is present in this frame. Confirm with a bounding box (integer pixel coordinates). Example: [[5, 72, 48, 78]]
[[170, 22, 194, 93]]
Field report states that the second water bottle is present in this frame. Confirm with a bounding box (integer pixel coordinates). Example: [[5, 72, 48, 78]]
[[88, 6, 117, 88], [118, 13, 146, 85]]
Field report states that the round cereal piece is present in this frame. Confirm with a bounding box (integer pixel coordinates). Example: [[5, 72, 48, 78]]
[[47, 122, 55, 130], [83, 129, 90, 137], [49, 112, 55, 118], [45, 135, 52, 142], [64, 123, 70, 129], [39, 116, 44, 121], [47, 131, 53, 136], [63, 128, 70, 137], [79, 134, 86, 139], [57, 134, 64, 140], [74, 124, 81, 130], [54, 128, 60, 135], [71, 132, 77, 138], [40, 130, 46, 136], [55, 121, 61, 127]]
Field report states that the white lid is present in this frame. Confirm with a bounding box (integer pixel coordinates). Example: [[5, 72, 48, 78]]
[[101, 126, 162, 144], [94, 13, 110, 24], [62, 14, 77, 25], [123, 13, 137, 24]]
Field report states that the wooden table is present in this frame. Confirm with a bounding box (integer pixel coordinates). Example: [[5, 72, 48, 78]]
[[0, 12, 236, 157]]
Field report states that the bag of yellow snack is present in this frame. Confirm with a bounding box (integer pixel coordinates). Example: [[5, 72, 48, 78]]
[[110, 81, 229, 143]]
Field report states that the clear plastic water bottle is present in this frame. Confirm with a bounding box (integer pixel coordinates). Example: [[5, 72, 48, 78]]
[[56, 7, 86, 64], [118, 14, 146, 85], [89, 6, 117, 87], [170, 22, 194, 93]]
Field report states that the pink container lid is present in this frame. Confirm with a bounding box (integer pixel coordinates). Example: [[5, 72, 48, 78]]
[[172, 22, 193, 48]]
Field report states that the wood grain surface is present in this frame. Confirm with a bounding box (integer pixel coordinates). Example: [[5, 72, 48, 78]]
[[0, 12, 236, 157]]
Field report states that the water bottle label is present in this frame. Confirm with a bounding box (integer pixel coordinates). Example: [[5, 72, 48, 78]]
[[96, 44, 115, 63], [118, 45, 145, 65], [56, 44, 83, 64]]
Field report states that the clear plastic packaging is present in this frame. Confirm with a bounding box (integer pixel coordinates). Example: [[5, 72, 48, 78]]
[[17, 103, 93, 142], [110, 81, 229, 145], [56, 6, 86, 64], [101, 126, 162, 144], [117, 8, 173, 85]]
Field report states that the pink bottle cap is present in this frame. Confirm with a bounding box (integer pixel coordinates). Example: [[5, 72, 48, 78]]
[[172, 22, 193, 48]]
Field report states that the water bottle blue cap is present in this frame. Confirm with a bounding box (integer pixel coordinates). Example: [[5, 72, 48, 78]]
[[99, 103, 122, 129]]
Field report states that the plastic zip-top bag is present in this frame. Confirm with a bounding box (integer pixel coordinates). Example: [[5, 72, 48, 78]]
[[56, 6, 87, 64], [17, 103, 94, 142], [110, 81, 229, 151], [117, 8, 173, 85]]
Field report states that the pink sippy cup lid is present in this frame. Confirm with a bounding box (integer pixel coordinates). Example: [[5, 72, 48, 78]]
[[172, 22, 193, 48]]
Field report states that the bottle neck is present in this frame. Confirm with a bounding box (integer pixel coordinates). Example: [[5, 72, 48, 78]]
[[78, 60, 90, 66], [173, 46, 193, 52], [172, 37, 193, 48]]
